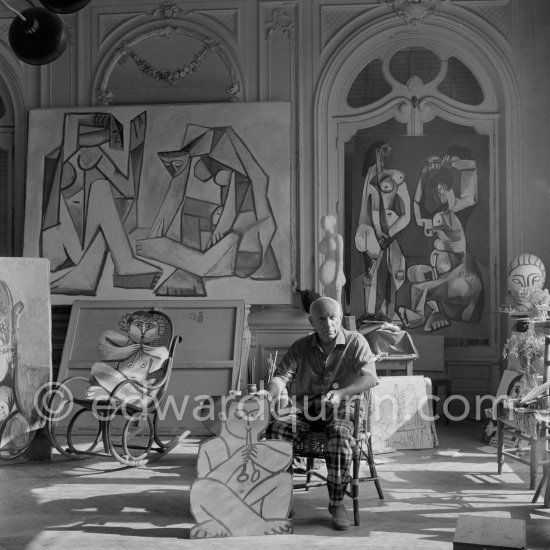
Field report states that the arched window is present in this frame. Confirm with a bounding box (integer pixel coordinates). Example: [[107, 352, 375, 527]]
[[315, 17, 519, 358]]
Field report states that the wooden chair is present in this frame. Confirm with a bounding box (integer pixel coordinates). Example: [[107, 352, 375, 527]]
[[481, 369, 522, 445], [292, 391, 384, 526], [47, 312, 184, 467]]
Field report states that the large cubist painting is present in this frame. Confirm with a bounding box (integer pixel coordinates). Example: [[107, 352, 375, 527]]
[[345, 135, 490, 343], [24, 103, 292, 304]]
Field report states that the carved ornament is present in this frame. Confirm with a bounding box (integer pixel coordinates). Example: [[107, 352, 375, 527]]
[[149, 1, 190, 19], [265, 8, 294, 39], [380, 0, 449, 24], [119, 39, 217, 86]]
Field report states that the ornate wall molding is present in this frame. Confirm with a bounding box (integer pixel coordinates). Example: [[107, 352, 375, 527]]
[[120, 39, 218, 86], [0, 18, 10, 44], [98, 13, 142, 47], [148, 2, 239, 40], [148, 1, 190, 18], [95, 25, 241, 105], [265, 8, 294, 40], [194, 9, 239, 40], [456, 1, 510, 42], [380, 0, 450, 24], [321, 5, 374, 50]]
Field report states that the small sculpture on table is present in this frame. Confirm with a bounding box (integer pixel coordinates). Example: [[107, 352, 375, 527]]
[[318, 214, 346, 307], [190, 396, 293, 538]]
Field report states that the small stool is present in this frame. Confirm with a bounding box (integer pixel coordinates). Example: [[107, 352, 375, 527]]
[[453, 515, 526, 549], [431, 378, 452, 424]]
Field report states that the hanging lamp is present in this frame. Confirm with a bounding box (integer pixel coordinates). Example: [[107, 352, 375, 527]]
[[38, 0, 91, 14], [1, 0, 91, 65], [8, 5, 68, 65]]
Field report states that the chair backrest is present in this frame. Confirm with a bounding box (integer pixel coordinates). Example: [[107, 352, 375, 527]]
[[145, 334, 182, 410], [111, 309, 174, 382], [355, 390, 370, 438]]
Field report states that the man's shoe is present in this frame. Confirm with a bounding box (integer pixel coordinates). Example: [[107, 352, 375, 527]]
[[328, 503, 349, 531]]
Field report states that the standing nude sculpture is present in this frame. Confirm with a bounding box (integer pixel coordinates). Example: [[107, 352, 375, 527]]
[[319, 214, 346, 307]]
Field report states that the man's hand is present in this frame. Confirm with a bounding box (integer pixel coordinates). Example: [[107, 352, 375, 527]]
[[323, 389, 344, 405], [250, 389, 273, 402]]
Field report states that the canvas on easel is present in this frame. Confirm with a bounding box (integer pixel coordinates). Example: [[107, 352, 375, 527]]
[[0, 258, 51, 460]]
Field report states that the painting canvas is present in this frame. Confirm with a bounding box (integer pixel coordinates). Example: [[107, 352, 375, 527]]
[[345, 135, 490, 344], [58, 299, 247, 436], [368, 375, 435, 453], [23, 103, 292, 304], [0, 258, 51, 459]]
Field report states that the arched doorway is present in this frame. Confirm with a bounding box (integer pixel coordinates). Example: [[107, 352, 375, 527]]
[[314, 10, 520, 362]]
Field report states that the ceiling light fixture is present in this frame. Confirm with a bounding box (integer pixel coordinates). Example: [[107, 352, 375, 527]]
[[1, 0, 91, 65]]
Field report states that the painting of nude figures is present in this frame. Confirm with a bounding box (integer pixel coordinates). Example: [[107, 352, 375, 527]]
[[0, 258, 51, 459], [23, 103, 292, 305], [345, 135, 491, 343]]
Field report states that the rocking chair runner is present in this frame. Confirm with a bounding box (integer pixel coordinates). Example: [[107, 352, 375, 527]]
[[47, 322, 184, 467], [292, 390, 384, 526]]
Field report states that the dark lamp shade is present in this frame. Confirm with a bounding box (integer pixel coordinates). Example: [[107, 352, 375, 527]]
[[39, 0, 91, 14], [8, 7, 68, 65]]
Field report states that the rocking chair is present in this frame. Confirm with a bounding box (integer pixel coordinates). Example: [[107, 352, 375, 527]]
[[47, 311, 184, 467]]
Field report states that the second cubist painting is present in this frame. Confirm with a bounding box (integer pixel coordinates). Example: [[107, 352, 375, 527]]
[[24, 103, 292, 304], [345, 135, 490, 343]]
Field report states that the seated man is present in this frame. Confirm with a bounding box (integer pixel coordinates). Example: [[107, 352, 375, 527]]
[[255, 297, 378, 531]]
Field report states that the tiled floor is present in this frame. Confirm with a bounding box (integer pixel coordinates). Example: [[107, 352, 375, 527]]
[[1, 419, 549, 550]]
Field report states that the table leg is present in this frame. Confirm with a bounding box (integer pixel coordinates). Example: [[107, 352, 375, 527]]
[[545, 466, 550, 508], [497, 418, 504, 475], [533, 463, 549, 504], [531, 435, 539, 491]]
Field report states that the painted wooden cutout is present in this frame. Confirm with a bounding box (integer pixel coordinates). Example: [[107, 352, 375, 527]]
[[190, 396, 293, 538]]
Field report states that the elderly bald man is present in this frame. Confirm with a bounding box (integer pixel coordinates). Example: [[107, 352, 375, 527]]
[[255, 297, 378, 531]]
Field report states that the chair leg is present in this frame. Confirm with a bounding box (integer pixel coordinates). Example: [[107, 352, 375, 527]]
[[306, 457, 314, 490], [364, 437, 384, 500], [351, 451, 360, 526]]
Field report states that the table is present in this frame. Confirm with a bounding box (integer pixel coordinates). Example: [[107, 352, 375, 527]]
[[497, 399, 550, 491], [359, 327, 419, 376]]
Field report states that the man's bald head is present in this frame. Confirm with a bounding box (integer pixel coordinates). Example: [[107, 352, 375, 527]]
[[309, 297, 342, 317], [309, 297, 343, 344]]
